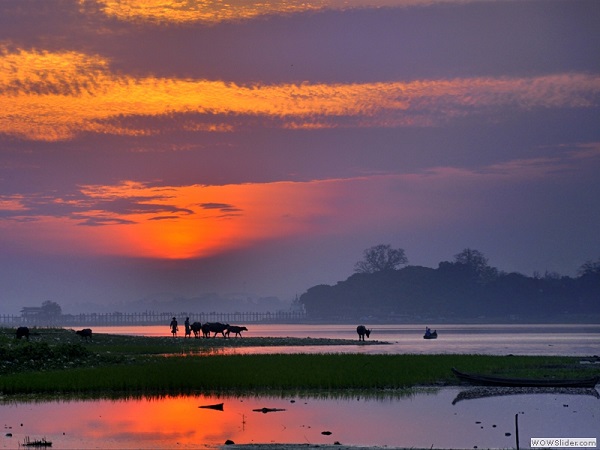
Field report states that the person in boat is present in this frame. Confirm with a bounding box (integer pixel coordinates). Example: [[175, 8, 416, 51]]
[[425, 327, 432, 337], [170, 317, 179, 337]]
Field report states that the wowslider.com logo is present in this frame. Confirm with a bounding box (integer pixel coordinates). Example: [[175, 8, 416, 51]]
[[531, 438, 597, 448]]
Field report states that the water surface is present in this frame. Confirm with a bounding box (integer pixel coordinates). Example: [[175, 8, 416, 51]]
[[92, 323, 600, 356], [1, 388, 598, 449], [2, 323, 597, 448]]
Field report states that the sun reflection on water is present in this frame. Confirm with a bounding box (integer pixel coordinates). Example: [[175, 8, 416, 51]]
[[1, 388, 599, 449]]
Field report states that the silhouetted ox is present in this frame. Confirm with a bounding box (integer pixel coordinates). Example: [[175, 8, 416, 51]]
[[201, 322, 229, 338], [190, 322, 203, 338], [225, 325, 248, 338], [76, 328, 92, 341], [356, 325, 371, 341], [15, 326, 29, 340]]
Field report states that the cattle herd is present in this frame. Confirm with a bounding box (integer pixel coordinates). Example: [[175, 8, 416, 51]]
[[188, 322, 248, 338], [14, 326, 93, 341], [13, 324, 373, 340], [12, 323, 249, 341]]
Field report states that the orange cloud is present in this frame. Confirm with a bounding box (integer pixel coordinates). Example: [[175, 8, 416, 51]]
[[2, 48, 600, 141], [5, 144, 597, 260], [0, 195, 27, 212], [0, 179, 340, 259], [87, 0, 477, 24], [86, 0, 324, 24]]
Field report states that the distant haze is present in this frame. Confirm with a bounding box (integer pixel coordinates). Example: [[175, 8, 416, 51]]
[[1, 0, 599, 315]]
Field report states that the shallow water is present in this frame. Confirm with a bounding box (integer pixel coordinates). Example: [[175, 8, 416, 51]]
[[2, 324, 597, 448], [1, 387, 599, 449], [92, 323, 600, 356]]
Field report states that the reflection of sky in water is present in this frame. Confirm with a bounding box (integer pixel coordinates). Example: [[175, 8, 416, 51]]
[[1, 388, 598, 449], [95, 323, 600, 356], [4, 324, 592, 448]]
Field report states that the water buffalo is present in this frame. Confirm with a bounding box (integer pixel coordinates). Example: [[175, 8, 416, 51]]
[[76, 328, 92, 341], [201, 322, 229, 338], [356, 325, 371, 341], [15, 326, 29, 340], [225, 325, 248, 337], [190, 322, 202, 338]]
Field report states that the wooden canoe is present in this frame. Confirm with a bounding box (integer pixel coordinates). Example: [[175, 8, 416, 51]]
[[451, 368, 599, 388]]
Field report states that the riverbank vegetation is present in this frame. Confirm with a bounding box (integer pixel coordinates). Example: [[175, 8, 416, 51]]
[[1, 328, 598, 397]]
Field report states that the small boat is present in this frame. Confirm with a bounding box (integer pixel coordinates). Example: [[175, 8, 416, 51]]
[[198, 403, 224, 411], [423, 330, 437, 339], [452, 368, 599, 388]]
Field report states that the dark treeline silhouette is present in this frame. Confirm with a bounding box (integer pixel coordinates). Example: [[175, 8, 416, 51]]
[[300, 247, 600, 322]]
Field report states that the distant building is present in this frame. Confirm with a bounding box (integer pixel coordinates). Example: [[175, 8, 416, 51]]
[[290, 295, 305, 314], [20, 306, 44, 321]]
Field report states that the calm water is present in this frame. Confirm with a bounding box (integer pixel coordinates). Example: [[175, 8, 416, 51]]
[[92, 323, 600, 356], [1, 324, 598, 449], [1, 388, 599, 449]]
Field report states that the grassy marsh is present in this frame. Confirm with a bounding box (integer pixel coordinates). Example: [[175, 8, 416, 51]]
[[0, 327, 598, 397]]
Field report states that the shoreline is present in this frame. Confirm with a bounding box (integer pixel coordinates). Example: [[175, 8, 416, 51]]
[[1, 328, 598, 397], [1, 330, 598, 449]]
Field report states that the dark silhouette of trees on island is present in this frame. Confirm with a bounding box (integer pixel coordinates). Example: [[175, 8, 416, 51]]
[[41, 300, 62, 318], [354, 244, 408, 274], [300, 247, 600, 322], [578, 258, 600, 276]]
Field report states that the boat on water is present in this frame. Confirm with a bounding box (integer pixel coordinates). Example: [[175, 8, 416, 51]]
[[199, 403, 224, 411], [423, 330, 437, 339], [451, 368, 600, 388]]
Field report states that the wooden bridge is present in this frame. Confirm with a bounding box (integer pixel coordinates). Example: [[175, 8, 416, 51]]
[[0, 310, 306, 327]]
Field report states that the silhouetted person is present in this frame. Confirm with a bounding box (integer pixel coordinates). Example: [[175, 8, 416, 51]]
[[184, 317, 191, 338], [170, 317, 178, 337]]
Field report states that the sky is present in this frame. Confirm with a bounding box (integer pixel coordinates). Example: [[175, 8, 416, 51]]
[[1, 0, 599, 314]]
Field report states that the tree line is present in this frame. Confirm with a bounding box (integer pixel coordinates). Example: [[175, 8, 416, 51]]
[[299, 245, 600, 322]]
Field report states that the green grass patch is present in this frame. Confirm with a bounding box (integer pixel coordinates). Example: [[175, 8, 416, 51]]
[[1, 352, 595, 396], [0, 327, 597, 397]]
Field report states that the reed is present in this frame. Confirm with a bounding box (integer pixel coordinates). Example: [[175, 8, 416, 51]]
[[1, 328, 595, 396], [0, 353, 586, 396]]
